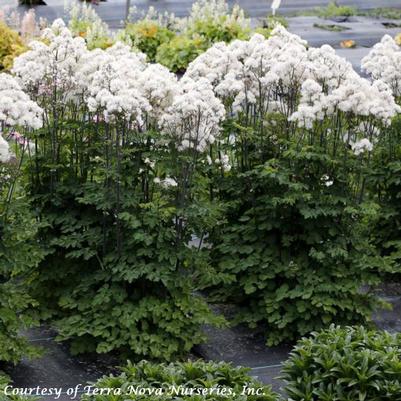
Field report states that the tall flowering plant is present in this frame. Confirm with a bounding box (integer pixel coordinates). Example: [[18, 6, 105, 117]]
[[0, 73, 43, 364], [11, 20, 223, 359], [361, 35, 401, 272], [186, 26, 400, 345]]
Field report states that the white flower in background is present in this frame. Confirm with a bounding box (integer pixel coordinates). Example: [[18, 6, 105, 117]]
[[271, 0, 281, 16], [362, 35, 401, 97], [351, 138, 373, 156], [0, 135, 11, 163], [330, 78, 400, 124], [0, 73, 43, 129], [160, 77, 225, 152], [185, 0, 250, 31]]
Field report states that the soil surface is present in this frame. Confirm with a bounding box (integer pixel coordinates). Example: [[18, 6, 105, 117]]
[[4, 290, 401, 399]]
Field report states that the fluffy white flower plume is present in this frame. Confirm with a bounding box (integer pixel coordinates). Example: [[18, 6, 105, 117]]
[[362, 35, 401, 97], [160, 77, 225, 152], [13, 19, 88, 101], [137, 64, 180, 118], [84, 52, 150, 123], [290, 66, 400, 128], [186, 26, 308, 114], [0, 73, 43, 130]]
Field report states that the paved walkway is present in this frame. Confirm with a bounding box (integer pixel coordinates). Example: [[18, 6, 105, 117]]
[[2, 0, 401, 28]]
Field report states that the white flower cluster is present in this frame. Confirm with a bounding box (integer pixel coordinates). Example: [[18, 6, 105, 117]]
[[82, 43, 150, 123], [290, 75, 400, 129], [185, 0, 250, 31], [187, 25, 400, 130], [186, 26, 308, 113], [79, 43, 181, 124], [0, 73, 42, 130], [160, 77, 225, 152], [12, 19, 223, 153], [362, 35, 401, 97], [13, 19, 87, 100]]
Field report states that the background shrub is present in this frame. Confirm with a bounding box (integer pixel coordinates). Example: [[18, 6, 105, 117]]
[[0, 23, 25, 71], [83, 360, 278, 401], [156, 35, 206, 73], [282, 325, 401, 401], [123, 20, 174, 62]]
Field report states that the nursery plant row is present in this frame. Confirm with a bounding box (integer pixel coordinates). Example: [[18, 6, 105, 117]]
[[1, 0, 401, 399]]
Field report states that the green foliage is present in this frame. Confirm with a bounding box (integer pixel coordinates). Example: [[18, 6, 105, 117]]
[[185, 14, 250, 46], [360, 8, 401, 19], [123, 21, 175, 62], [83, 360, 278, 401], [298, 2, 356, 18], [0, 373, 30, 401], [0, 168, 43, 364], [68, 3, 113, 50], [156, 35, 206, 73], [313, 23, 349, 32], [208, 145, 385, 346], [0, 22, 26, 71], [25, 103, 222, 359], [282, 325, 401, 401], [367, 115, 401, 273], [126, 0, 251, 72]]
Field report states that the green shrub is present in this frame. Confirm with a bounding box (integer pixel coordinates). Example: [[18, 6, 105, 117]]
[[21, 41, 222, 358], [68, 2, 113, 49], [367, 115, 401, 273], [0, 168, 43, 364], [298, 2, 356, 18], [282, 325, 401, 401], [156, 35, 206, 73], [0, 23, 26, 71], [317, 2, 356, 18], [123, 21, 175, 62], [209, 147, 385, 346], [26, 137, 221, 359], [83, 360, 278, 401], [360, 8, 401, 19], [186, 14, 250, 45]]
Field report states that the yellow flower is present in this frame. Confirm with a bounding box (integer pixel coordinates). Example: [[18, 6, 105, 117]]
[[340, 39, 356, 48]]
